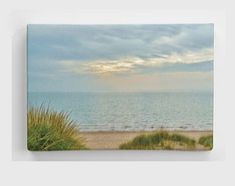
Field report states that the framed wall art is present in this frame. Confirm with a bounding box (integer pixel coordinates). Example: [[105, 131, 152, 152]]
[[27, 24, 213, 151]]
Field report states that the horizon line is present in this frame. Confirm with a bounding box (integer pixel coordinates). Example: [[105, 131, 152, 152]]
[[28, 90, 213, 93]]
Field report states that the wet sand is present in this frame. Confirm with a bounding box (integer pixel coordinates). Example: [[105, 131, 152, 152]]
[[80, 130, 212, 150]]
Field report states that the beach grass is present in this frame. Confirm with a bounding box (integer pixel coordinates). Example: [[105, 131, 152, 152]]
[[27, 106, 87, 151], [198, 135, 213, 149], [119, 130, 196, 150]]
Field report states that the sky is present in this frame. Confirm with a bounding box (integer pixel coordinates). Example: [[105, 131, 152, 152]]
[[28, 24, 214, 92]]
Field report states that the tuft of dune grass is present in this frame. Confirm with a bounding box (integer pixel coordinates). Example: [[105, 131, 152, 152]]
[[119, 131, 196, 150], [198, 135, 213, 150], [27, 106, 87, 151]]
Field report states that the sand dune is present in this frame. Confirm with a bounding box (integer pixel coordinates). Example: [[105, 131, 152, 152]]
[[80, 130, 212, 150]]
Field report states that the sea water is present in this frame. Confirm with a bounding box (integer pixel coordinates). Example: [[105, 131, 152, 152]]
[[28, 92, 213, 131]]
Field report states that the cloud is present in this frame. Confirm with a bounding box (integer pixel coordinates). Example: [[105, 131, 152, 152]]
[[28, 24, 214, 61], [28, 24, 214, 92], [60, 48, 213, 75]]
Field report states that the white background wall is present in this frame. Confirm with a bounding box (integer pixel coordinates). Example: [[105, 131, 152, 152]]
[[1, 0, 235, 185]]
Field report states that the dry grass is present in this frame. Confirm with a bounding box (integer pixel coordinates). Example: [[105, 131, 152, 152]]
[[27, 106, 87, 151], [119, 130, 196, 150], [198, 135, 213, 150]]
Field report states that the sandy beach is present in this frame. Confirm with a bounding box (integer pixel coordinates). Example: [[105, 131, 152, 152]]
[[80, 130, 212, 150]]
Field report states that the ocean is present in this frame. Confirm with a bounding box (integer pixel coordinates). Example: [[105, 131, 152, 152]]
[[28, 92, 213, 131]]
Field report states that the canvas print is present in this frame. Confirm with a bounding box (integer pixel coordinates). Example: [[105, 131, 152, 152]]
[[27, 24, 213, 150]]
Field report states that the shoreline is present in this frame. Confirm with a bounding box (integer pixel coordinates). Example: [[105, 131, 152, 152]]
[[80, 129, 213, 133], [80, 130, 212, 150]]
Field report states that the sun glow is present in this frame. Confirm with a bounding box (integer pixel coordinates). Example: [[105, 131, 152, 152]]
[[61, 48, 213, 75]]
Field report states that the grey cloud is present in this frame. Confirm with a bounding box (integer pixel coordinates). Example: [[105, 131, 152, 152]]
[[28, 24, 214, 62]]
